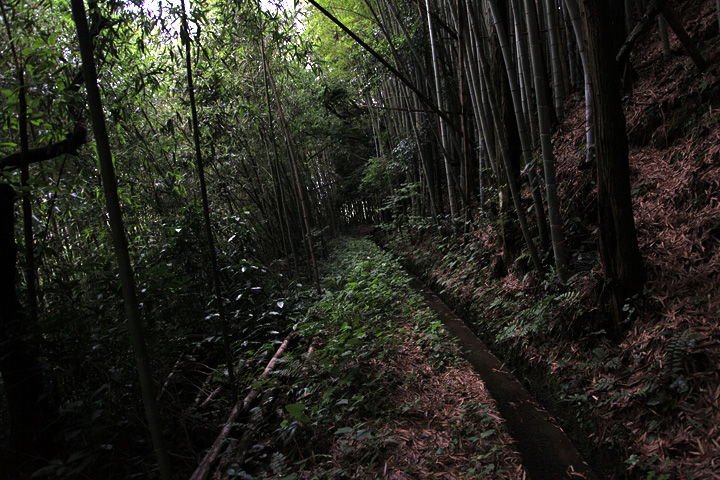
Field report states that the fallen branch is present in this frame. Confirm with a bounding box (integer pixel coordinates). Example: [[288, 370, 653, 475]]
[[616, 0, 707, 72], [191, 371, 217, 411], [156, 353, 183, 402], [616, 0, 668, 65], [230, 336, 321, 466], [199, 385, 223, 410], [189, 334, 294, 480], [660, 5, 707, 72], [0, 126, 87, 171]]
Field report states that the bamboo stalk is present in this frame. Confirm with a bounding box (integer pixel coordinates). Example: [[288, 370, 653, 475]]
[[524, 0, 569, 282], [262, 41, 322, 294], [487, 0, 550, 251], [71, 1, 171, 477]]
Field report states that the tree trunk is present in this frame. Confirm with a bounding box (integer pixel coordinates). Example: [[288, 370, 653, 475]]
[[405, 94, 439, 219], [479, 60, 544, 275], [306, 0, 457, 129], [457, 0, 472, 226], [543, 0, 566, 117], [262, 43, 322, 294], [660, 5, 707, 72], [658, 15, 671, 61], [0, 184, 57, 459], [524, 0, 569, 282], [487, 0, 550, 251], [0, 0, 39, 327], [425, 0, 459, 219], [578, 0, 645, 331], [625, 0, 635, 35], [71, 1, 172, 477], [180, 0, 237, 398], [564, 0, 595, 165], [511, 0, 539, 148], [0, 1, 57, 458], [563, 4, 579, 89]]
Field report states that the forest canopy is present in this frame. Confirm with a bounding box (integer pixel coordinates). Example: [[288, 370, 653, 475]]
[[1, 0, 719, 478]]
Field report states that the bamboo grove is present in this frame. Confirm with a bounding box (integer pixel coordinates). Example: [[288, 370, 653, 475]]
[[0, 0, 713, 477], [306, 0, 710, 325]]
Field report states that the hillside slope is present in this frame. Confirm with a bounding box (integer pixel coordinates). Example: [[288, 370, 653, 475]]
[[383, 1, 720, 478]]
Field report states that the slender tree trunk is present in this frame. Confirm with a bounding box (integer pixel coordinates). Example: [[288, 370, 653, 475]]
[[564, 0, 595, 164], [564, 5, 579, 89], [457, 0, 472, 227], [555, 1, 572, 98], [479, 61, 544, 275], [487, 0, 550, 250], [425, 0, 458, 219], [469, 0, 523, 265], [512, 0, 539, 148], [180, 0, 237, 397], [543, 0, 565, 117], [0, 0, 39, 326], [465, 45, 493, 214], [578, 0, 645, 331], [625, 0, 635, 35], [658, 15, 671, 61], [0, 2, 57, 458], [262, 44, 321, 294], [616, 1, 705, 74], [524, 0, 569, 282], [660, 5, 707, 72], [465, 2, 498, 181], [615, 0, 668, 65], [71, 2, 172, 477], [406, 95, 439, 219], [307, 0, 457, 130], [0, 184, 57, 460]]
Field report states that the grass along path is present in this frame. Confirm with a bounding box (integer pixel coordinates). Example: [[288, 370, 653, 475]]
[[217, 237, 525, 479]]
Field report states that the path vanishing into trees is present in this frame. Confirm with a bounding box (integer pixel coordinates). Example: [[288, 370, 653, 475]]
[[2, 0, 718, 478], [189, 236, 598, 479]]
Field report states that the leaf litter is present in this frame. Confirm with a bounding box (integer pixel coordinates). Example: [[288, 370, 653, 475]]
[[299, 326, 525, 480], [214, 238, 526, 479], [384, 1, 720, 478]]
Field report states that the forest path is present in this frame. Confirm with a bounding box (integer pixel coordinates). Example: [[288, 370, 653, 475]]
[[409, 277, 598, 480]]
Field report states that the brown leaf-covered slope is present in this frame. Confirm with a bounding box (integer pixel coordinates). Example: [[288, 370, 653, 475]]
[[554, 1, 720, 475], [389, 1, 719, 478]]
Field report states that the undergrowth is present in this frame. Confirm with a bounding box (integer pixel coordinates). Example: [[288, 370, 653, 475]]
[[381, 212, 717, 480], [221, 236, 523, 479]]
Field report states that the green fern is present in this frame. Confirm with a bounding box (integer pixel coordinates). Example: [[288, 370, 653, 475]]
[[662, 329, 702, 394], [555, 290, 580, 305], [665, 329, 701, 374]]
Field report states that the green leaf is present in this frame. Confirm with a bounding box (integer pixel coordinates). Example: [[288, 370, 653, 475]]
[[285, 403, 310, 423]]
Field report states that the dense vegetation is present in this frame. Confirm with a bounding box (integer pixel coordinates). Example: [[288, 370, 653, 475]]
[[1, 0, 718, 478]]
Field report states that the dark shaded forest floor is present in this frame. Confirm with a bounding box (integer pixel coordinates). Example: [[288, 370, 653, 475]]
[[4, 2, 719, 480], [410, 276, 596, 480], [377, 2, 720, 479], [209, 237, 528, 480], [196, 4, 720, 479]]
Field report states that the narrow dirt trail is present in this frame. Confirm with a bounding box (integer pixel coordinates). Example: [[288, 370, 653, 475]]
[[409, 277, 598, 480]]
